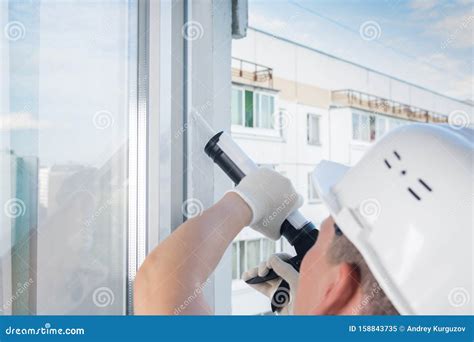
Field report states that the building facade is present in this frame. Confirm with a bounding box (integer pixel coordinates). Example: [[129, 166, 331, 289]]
[[230, 27, 473, 315]]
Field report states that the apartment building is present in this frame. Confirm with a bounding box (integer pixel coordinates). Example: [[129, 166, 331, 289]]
[[230, 27, 473, 315]]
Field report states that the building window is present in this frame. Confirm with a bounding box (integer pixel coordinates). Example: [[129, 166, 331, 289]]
[[244, 90, 254, 127], [231, 86, 275, 129], [353, 112, 409, 143], [308, 172, 320, 203], [352, 112, 370, 142], [232, 238, 279, 280], [256, 93, 275, 129], [376, 116, 387, 138], [232, 88, 244, 126], [307, 113, 321, 145]]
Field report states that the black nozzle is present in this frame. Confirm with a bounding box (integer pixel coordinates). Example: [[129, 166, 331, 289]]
[[204, 131, 246, 185]]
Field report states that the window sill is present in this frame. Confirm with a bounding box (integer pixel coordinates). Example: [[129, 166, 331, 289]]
[[231, 125, 284, 142]]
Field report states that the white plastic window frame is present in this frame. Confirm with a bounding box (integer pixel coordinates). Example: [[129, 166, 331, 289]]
[[144, 0, 235, 314], [231, 238, 281, 281], [307, 172, 321, 204], [231, 84, 280, 139], [351, 110, 410, 147], [307, 113, 321, 146]]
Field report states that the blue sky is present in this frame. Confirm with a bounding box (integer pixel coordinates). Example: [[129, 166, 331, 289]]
[[248, 0, 473, 102]]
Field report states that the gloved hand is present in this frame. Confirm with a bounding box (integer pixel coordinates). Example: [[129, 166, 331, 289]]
[[229, 168, 303, 240], [242, 253, 299, 315]]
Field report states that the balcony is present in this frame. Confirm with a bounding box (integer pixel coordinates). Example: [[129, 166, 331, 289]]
[[332, 89, 447, 123], [232, 57, 273, 88]]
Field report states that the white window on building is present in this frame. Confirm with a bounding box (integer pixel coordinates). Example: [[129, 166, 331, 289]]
[[231, 86, 275, 129], [307, 172, 320, 203], [352, 112, 370, 142], [231, 88, 244, 126], [376, 116, 387, 138], [232, 238, 280, 280], [307, 113, 321, 145], [256, 93, 275, 129], [353, 112, 409, 143]]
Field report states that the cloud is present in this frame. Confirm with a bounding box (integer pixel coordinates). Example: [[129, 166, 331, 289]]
[[433, 11, 474, 49], [410, 0, 439, 11], [418, 52, 473, 101]]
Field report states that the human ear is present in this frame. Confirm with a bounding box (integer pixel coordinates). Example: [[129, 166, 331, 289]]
[[311, 262, 363, 315]]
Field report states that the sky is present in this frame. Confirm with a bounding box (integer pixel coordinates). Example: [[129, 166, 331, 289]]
[[248, 0, 473, 102]]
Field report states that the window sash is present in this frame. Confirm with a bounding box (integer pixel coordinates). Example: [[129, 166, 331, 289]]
[[307, 173, 320, 202], [307, 114, 321, 145], [231, 86, 275, 130], [231, 88, 244, 126]]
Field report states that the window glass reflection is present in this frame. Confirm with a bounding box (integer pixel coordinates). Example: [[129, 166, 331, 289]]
[[0, 0, 136, 314]]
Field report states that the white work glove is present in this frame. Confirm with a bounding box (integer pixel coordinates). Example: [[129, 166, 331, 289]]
[[229, 168, 303, 240], [242, 253, 299, 315]]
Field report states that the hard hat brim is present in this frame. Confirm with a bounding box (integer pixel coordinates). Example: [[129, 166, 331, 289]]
[[311, 160, 349, 213]]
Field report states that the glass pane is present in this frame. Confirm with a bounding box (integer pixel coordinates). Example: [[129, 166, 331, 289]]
[[308, 115, 320, 144], [244, 90, 254, 127], [360, 114, 369, 141], [231, 88, 242, 125], [308, 172, 318, 200], [239, 241, 245, 277], [259, 95, 273, 129], [369, 115, 376, 141], [352, 113, 360, 140], [376, 117, 386, 139], [232, 242, 238, 280], [0, 0, 136, 314], [246, 240, 260, 270], [261, 239, 275, 260]]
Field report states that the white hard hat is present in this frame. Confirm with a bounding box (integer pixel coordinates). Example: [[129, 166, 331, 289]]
[[311, 123, 473, 315]]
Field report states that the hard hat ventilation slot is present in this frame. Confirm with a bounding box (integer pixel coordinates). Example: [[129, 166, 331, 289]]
[[418, 179, 432, 192], [393, 150, 401, 160], [408, 187, 421, 201], [384, 159, 392, 169]]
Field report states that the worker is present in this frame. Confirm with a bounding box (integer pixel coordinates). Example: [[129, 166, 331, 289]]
[[134, 124, 472, 315]]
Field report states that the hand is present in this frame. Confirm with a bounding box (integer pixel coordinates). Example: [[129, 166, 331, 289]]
[[242, 253, 299, 315], [229, 168, 303, 240]]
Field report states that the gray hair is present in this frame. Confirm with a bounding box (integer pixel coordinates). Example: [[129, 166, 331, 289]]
[[328, 234, 399, 315]]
